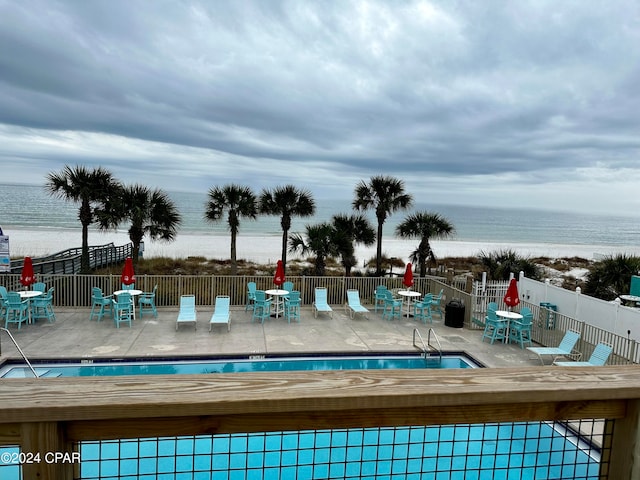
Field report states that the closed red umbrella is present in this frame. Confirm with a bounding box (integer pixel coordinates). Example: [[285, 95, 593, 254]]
[[273, 260, 285, 287], [402, 263, 414, 289], [20, 256, 36, 287], [503, 278, 520, 309], [121, 257, 136, 286]]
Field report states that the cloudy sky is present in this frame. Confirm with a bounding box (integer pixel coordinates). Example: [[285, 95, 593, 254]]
[[1, 0, 640, 215]]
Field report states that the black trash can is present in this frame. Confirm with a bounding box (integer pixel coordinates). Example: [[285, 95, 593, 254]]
[[445, 299, 465, 328]]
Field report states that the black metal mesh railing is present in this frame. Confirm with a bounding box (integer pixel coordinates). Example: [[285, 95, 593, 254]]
[[73, 419, 609, 480]]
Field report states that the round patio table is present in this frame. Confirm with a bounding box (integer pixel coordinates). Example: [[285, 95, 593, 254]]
[[496, 310, 523, 344], [18, 290, 43, 324], [113, 289, 143, 320], [398, 290, 421, 318], [265, 289, 289, 319]]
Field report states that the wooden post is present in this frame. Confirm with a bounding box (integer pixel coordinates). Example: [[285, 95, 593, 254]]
[[20, 422, 75, 480], [606, 399, 640, 479]]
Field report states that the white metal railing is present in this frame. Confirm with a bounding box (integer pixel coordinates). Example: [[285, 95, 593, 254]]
[[0, 327, 38, 377]]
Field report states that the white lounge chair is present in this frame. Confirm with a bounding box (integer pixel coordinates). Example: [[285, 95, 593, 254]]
[[345, 289, 369, 319], [527, 329, 581, 365], [209, 295, 231, 332], [554, 342, 612, 367], [176, 295, 197, 330], [313, 287, 333, 318]]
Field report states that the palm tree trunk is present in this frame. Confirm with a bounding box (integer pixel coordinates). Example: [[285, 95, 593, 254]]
[[376, 222, 383, 276], [281, 229, 288, 272], [230, 229, 238, 276], [81, 223, 90, 273], [79, 199, 91, 273]]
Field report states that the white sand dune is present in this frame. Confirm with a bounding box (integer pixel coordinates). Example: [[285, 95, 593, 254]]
[[5, 227, 640, 264]]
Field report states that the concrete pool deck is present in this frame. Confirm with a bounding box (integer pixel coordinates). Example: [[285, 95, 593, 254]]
[[0, 305, 543, 368]]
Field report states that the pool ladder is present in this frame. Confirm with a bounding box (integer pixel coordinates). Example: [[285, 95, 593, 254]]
[[0, 327, 39, 378], [413, 328, 442, 364]]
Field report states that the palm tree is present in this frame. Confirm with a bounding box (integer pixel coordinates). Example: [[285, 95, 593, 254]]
[[98, 184, 181, 265], [478, 249, 541, 281], [205, 184, 257, 275], [289, 222, 336, 276], [352, 175, 413, 276], [46, 165, 120, 273], [584, 254, 640, 300], [395, 211, 455, 277], [331, 213, 375, 276], [259, 185, 315, 272]]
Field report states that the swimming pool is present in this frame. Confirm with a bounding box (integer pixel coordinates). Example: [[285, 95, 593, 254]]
[[0, 352, 480, 378], [0, 353, 603, 479]]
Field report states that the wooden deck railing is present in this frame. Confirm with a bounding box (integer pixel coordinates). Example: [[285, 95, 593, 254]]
[[1, 366, 640, 479], [9, 243, 132, 275]]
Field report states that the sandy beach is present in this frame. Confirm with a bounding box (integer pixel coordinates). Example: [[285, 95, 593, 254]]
[[5, 227, 640, 265]]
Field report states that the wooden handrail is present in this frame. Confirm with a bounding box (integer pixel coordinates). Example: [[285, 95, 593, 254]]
[[1, 366, 639, 428], [2, 366, 640, 479]]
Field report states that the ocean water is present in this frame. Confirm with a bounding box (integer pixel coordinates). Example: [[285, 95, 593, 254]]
[[2, 183, 640, 262]]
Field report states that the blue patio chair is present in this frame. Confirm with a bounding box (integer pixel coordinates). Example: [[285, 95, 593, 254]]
[[481, 308, 508, 344], [282, 281, 294, 301], [245, 282, 257, 311], [209, 295, 231, 332], [431, 289, 444, 318], [90, 287, 113, 321], [32, 282, 46, 293], [0, 286, 8, 318], [345, 289, 369, 319], [176, 294, 197, 330], [312, 287, 333, 318], [31, 287, 56, 323], [374, 285, 388, 313], [382, 290, 402, 321], [4, 292, 29, 330], [527, 329, 581, 365], [554, 342, 613, 367], [509, 307, 533, 348], [138, 285, 158, 318], [284, 290, 301, 323], [414, 293, 433, 324], [252, 290, 272, 324], [112, 292, 133, 328], [121, 283, 136, 290]]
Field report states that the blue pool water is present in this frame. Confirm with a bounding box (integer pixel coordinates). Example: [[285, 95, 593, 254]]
[[0, 354, 601, 479], [0, 353, 478, 378]]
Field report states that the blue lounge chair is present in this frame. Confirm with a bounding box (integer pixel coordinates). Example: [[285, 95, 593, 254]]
[[32, 282, 46, 293], [527, 329, 581, 365], [345, 289, 369, 319], [176, 295, 197, 330], [138, 285, 158, 318], [313, 287, 333, 318], [554, 342, 613, 367], [209, 295, 231, 332]]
